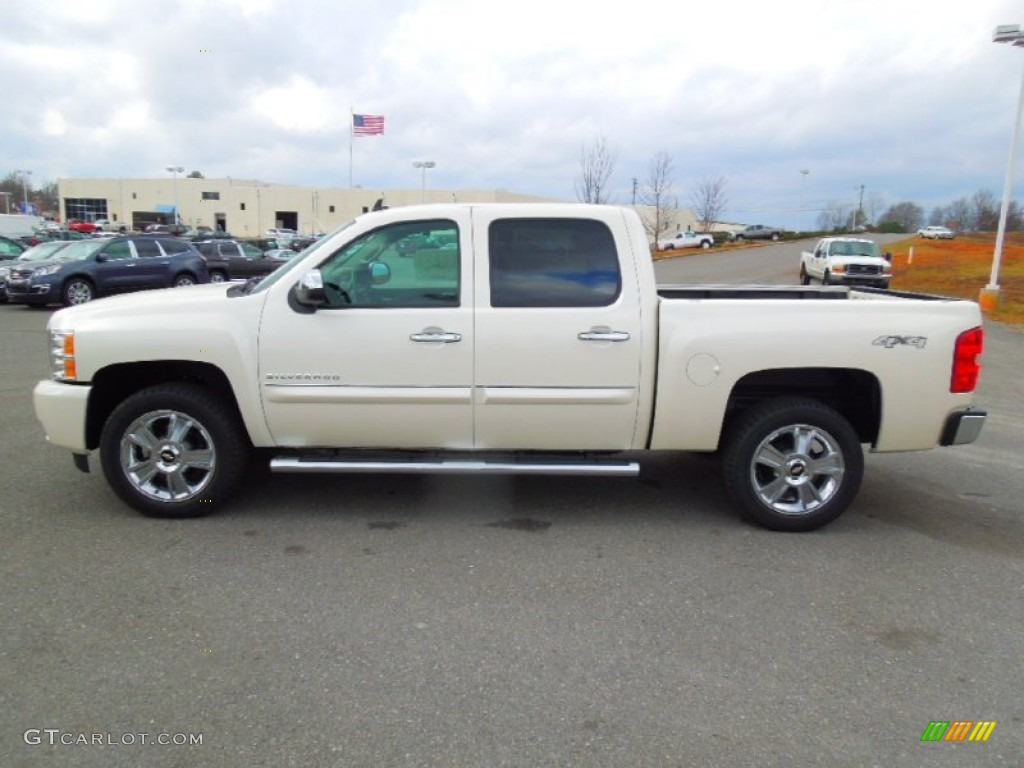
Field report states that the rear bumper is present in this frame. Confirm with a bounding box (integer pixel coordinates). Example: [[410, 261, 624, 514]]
[[940, 407, 987, 446]]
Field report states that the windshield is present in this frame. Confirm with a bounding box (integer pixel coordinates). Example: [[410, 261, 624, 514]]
[[18, 242, 74, 261], [42, 239, 107, 262], [831, 241, 880, 258], [247, 219, 355, 295]]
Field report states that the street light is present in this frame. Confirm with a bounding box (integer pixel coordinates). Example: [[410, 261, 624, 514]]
[[799, 169, 809, 233], [412, 160, 436, 203], [983, 24, 1024, 310], [165, 165, 184, 226], [16, 169, 32, 213]]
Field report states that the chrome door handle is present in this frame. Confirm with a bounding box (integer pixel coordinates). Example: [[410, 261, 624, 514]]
[[578, 330, 630, 342], [410, 331, 462, 343]]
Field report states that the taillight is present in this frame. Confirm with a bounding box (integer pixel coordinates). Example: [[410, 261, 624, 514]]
[[950, 326, 983, 393]]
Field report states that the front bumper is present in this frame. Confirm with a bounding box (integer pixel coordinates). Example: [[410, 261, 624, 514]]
[[33, 379, 92, 454], [830, 274, 891, 288], [940, 407, 987, 446], [6, 278, 56, 304]]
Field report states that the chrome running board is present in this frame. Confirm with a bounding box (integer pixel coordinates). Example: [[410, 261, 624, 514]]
[[270, 452, 639, 477]]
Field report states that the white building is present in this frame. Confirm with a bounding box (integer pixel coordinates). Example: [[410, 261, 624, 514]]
[[56, 177, 561, 236]]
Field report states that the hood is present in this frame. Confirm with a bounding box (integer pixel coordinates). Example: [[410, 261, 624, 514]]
[[49, 283, 238, 328]]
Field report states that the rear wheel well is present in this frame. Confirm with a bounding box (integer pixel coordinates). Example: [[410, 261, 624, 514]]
[[723, 368, 881, 446], [85, 361, 242, 450]]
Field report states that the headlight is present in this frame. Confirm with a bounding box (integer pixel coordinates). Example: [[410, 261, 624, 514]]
[[33, 264, 64, 277], [49, 330, 77, 381]]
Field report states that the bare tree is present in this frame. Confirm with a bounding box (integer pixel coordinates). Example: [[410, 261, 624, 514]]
[[639, 150, 675, 245], [972, 189, 999, 231], [689, 176, 728, 232], [879, 202, 924, 232], [574, 135, 616, 204], [817, 200, 850, 231], [947, 197, 972, 230]]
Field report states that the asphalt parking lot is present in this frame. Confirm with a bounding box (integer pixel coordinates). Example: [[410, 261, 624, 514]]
[[1, 246, 1022, 767]]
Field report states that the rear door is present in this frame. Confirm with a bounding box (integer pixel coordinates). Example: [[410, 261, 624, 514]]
[[471, 210, 644, 450]]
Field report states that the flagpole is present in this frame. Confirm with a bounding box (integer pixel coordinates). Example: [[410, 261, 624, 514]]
[[349, 107, 354, 187]]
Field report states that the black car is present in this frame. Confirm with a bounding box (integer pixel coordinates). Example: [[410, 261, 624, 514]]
[[195, 239, 286, 281], [5, 235, 209, 307]]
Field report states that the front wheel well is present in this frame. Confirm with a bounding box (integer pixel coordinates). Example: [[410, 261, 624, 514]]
[[85, 361, 242, 450], [722, 367, 881, 446]]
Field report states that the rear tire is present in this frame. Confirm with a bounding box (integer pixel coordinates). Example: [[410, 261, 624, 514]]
[[771, 233, 780, 241], [209, 271, 227, 283], [173, 273, 197, 287], [99, 383, 249, 518], [721, 398, 863, 531]]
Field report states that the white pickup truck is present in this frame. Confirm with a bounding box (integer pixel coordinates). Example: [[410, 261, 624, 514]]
[[657, 231, 714, 250], [800, 237, 893, 289], [33, 204, 987, 531]]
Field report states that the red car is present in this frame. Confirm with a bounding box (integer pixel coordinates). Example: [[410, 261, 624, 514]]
[[67, 219, 99, 233]]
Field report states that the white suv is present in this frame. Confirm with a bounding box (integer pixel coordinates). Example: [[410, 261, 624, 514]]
[[917, 226, 955, 239]]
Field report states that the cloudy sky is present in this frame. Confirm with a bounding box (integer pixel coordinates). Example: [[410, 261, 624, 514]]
[[3, 0, 1022, 228]]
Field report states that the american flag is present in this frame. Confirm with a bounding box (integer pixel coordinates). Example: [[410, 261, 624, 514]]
[[353, 114, 385, 136]]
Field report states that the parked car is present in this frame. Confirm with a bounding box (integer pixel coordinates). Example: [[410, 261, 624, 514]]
[[266, 227, 297, 240], [5, 235, 208, 307], [66, 219, 100, 234], [917, 225, 955, 240], [0, 235, 26, 258], [1, 241, 76, 302], [195, 239, 285, 281], [730, 224, 785, 241], [656, 231, 714, 250]]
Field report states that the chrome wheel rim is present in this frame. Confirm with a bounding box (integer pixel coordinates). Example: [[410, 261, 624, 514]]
[[749, 423, 845, 516], [66, 282, 92, 304], [174, 276, 195, 287], [120, 409, 216, 502], [209, 273, 226, 283]]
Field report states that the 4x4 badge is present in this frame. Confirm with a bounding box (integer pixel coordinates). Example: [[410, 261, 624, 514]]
[[873, 335, 927, 349]]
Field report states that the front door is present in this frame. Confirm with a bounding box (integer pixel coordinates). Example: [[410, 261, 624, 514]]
[[258, 213, 474, 449], [471, 210, 644, 450]]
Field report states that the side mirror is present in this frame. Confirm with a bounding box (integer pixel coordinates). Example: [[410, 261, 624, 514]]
[[95, 253, 108, 263], [294, 269, 326, 307], [884, 252, 892, 262]]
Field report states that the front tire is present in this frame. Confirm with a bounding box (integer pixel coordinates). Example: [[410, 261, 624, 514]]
[[771, 233, 780, 241], [799, 266, 810, 285], [209, 270, 227, 283], [63, 278, 95, 306], [721, 398, 863, 531], [99, 383, 249, 518]]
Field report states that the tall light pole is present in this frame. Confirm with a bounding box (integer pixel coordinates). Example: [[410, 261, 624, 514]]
[[165, 165, 183, 225], [799, 169, 810, 233], [16, 169, 32, 213], [412, 161, 436, 203], [983, 24, 1024, 310]]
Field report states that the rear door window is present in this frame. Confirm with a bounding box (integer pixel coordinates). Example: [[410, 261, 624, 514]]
[[488, 218, 621, 307]]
